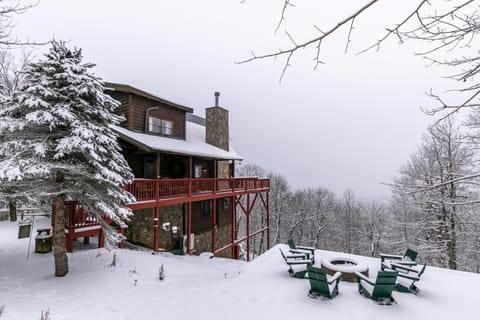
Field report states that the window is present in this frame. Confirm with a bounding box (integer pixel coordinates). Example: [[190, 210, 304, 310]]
[[148, 117, 173, 136]]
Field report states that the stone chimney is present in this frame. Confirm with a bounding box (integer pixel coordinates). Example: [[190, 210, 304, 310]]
[[206, 92, 229, 151]]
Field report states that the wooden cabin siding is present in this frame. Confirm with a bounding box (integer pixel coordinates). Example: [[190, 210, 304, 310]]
[[131, 95, 186, 139], [107, 91, 131, 129], [119, 140, 145, 178]]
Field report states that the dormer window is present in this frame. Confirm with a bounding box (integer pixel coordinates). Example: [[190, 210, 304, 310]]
[[148, 117, 173, 136]]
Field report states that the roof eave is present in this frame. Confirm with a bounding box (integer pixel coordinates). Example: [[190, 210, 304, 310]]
[[104, 82, 194, 113]]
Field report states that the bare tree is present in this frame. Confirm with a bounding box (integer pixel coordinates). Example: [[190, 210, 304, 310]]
[[0, 50, 31, 98], [240, 1, 480, 118], [358, 200, 391, 257], [0, 49, 32, 221], [267, 172, 290, 245], [0, 0, 39, 47], [0, 0, 40, 212], [307, 188, 337, 249], [391, 117, 477, 269]]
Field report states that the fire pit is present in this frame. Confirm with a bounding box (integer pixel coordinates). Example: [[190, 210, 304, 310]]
[[321, 256, 369, 283]]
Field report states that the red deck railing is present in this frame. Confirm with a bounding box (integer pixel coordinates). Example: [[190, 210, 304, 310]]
[[64, 201, 99, 229], [124, 177, 270, 202]]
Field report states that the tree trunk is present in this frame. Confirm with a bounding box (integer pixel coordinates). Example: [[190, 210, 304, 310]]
[[448, 210, 457, 270], [53, 194, 68, 277], [8, 201, 16, 222]]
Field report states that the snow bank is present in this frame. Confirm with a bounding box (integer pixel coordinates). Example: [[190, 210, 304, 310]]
[[1, 219, 479, 319]]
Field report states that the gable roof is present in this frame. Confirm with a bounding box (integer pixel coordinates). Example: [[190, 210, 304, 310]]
[[112, 122, 242, 160], [104, 82, 194, 113]]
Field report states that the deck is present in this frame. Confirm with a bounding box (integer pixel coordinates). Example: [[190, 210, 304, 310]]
[[60, 177, 270, 255]]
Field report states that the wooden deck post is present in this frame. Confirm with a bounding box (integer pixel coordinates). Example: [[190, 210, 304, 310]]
[[246, 193, 250, 262], [153, 207, 159, 252], [98, 229, 105, 248], [66, 233, 74, 253], [212, 199, 217, 254], [156, 152, 161, 179], [187, 202, 192, 255], [266, 192, 270, 250], [232, 196, 236, 259], [67, 206, 75, 253]]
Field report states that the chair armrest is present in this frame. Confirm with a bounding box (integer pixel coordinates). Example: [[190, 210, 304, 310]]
[[296, 245, 315, 252], [355, 271, 374, 286], [380, 253, 403, 261], [328, 272, 342, 284], [286, 258, 313, 265], [289, 249, 309, 256], [396, 272, 420, 282], [390, 262, 418, 273], [392, 260, 417, 266], [289, 248, 312, 257], [381, 262, 393, 271], [286, 253, 308, 260]]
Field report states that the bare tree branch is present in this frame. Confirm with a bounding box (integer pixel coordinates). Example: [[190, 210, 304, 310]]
[[275, 0, 295, 34], [237, 0, 381, 79]]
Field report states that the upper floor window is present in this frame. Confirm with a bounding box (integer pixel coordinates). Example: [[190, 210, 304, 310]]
[[148, 117, 173, 136]]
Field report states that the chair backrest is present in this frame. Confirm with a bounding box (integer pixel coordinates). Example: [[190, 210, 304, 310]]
[[404, 248, 418, 261], [307, 266, 330, 295], [417, 263, 427, 277], [287, 239, 296, 250], [371, 271, 398, 299]]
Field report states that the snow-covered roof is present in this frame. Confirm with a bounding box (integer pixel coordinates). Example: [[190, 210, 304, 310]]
[[111, 122, 242, 160], [104, 82, 194, 113]]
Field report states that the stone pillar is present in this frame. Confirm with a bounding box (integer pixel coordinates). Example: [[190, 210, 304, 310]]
[[205, 97, 229, 151]]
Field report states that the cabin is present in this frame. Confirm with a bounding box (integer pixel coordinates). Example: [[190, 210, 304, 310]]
[[58, 82, 270, 260]]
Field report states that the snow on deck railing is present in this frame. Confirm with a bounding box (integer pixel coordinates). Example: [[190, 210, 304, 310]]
[[124, 177, 270, 202], [62, 201, 100, 229]]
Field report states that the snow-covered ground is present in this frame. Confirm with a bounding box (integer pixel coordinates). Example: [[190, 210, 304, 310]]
[[1, 217, 479, 320]]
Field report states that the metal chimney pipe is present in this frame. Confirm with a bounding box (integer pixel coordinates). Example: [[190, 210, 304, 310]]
[[214, 92, 220, 107]]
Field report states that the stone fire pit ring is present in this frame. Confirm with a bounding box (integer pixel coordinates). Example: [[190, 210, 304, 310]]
[[321, 256, 369, 283]]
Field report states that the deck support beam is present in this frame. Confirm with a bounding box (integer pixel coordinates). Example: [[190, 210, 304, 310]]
[[153, 207, 159, 252], [212, 199, 217, 254], [187, 202, 192, 255]]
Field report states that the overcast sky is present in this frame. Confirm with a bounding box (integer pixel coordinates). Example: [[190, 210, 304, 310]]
[[12, 0, 457, 199]]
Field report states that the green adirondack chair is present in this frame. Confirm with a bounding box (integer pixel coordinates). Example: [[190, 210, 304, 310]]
[[287, 239, 315, 263], [355, 271, 398, 305], [380, 248, 418, 267], [306, 265, 342, 299], [279, 248, 313, 279], [384, 262, 427, 295]]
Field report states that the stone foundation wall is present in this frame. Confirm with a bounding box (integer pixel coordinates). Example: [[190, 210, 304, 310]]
[[157, 204, 184, 251], [127, 204, 232, 259], [127, 205, 184, 251], [193, 224, 232, 258], [127, 208, 155, 248], [216, 224, 233, 259]]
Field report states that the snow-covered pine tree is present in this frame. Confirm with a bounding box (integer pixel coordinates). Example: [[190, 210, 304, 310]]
[[0, 40, 135, 277]]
